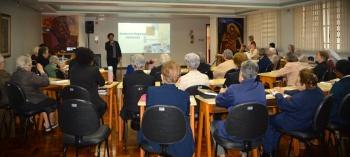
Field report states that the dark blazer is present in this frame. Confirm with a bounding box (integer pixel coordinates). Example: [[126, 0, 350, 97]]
[[121, 70, 155, 115], [258, 55, 273, 73], [224, 68, 240, 87], [149, 65, 162, 82], [10, 68, 50, 104], [105, 40, 122, 60], [273, 88, 324, 131], [0, 70, 11, 105], [138, 84, 194, 157], [198, 62, 213, 79], [329, 76, 350, 124], [313, 61, 328, 81], [69, 64, 106, 116], [37, 56, 49, 67], [215, 79, 266, 141]]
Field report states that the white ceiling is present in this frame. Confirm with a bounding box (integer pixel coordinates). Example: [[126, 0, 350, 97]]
[[19, 0, 316, 17]]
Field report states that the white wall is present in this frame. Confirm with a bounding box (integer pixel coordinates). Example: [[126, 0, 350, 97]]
[[83, 16, 209, 67], [280, 9, 294, 55], [0, 0, 42, 73]]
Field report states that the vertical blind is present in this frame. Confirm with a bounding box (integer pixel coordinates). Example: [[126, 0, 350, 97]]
[[247, 10, 280, 48], [294, 0, 350, 53]]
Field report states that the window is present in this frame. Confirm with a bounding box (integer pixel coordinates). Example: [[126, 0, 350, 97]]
[[247, 10, 280, 48], [294, 0, 349, 52]]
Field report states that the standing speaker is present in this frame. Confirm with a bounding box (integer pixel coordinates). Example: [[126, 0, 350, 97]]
[[85, 21, 94, 34]]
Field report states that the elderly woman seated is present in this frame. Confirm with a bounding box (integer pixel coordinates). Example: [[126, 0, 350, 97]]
[[258, 48, 273, 73], [177, 53, 209, 91], [10, 55, 58, 132], [262, 69, 324, 156], [212, 60, 266, 157], [213, 49, 237, 79], [120, 54, 155, 121], [44, 55, 65, 78], [150, 54, 171, 82], [223, 52, 248, 87], [138, 61, 194, 157], [273, 52, 303, 86]]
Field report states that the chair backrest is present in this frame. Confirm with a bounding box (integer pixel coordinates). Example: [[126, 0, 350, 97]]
[[339, 93, 350, 123], [61, 85, 90, 101], [313, 95, 333, 131], [141, 105, 186, 144], [124, 85, 147, 112], [5, 82, 28, 109], [59, 99, 100, 137], [225, 103, 268, 140], [185, 85, 211, 96]]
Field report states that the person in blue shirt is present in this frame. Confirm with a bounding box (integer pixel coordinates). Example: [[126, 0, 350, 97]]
[[125, 55, 135, 75], [262, 69, 325, 157], [138, 61, 194, 157], [213, 60, 266, 157], [329, 60, 350, 124]]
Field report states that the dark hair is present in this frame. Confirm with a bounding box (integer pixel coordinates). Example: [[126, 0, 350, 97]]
[[107, 33, 114, 38], [269, 43, 276, 48], [75, 47, 94, 65], [259, 48, 267, 56], [299, 68, 318, 89], [38, 46, 49, 58], [336, 59, 350, 76], [317, 51, 329, 61], [39, 43, 47, 47], [285, 52, 298, 62]]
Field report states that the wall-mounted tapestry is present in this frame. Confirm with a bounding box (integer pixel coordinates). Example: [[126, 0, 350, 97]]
[[217, 18, 244, 54]]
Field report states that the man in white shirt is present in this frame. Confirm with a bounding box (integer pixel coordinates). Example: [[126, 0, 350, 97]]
[[177, 53, 209, 91], [213, 49, 237, 78]]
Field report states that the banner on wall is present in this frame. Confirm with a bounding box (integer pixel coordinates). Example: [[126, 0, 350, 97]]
[[42, 16, 79, 53], [217, 18, 244, 54]]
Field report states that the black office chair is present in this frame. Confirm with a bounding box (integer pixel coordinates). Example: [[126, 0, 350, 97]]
[[278, 95, 333, 157], [0, 89, 14, 138], [140, 105, 187, 157], [327, 93, 350, 157], [59, 99, 111, 157], [213, 103, 268, 157], [185, 85, 211, 115], [122, 84, 147, 150], [5, 82, 54, 142], [308, 56, 315, 62], [61, 85, 90, 101]]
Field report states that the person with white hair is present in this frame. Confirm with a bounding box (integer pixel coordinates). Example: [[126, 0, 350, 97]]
[[150, 53, 171, 81], [213, 49, 237, 78], [212, 60, 266, 157], [44, 55, 64, 78], [267, 47, 277, 61], [120, 54, 155, 121], [177, 53, 209, 90], [10, 55, 58, 132]]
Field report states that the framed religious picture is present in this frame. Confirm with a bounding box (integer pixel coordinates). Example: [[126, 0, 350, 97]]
[[217, 18, 244, 54], [0, 13, 11, 57]]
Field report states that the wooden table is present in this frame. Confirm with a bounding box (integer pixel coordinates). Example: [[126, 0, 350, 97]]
[[138, 95, 197, 157], [258, 71, 280, 88], [41, 79, 119, 131]]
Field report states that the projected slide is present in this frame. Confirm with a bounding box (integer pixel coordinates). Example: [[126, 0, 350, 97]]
[[118, 23, 170, 53]]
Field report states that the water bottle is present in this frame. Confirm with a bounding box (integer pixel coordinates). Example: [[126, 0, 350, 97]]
[[108, 66, 114, 82]]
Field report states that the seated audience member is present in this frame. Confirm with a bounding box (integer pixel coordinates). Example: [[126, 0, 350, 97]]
[[150, 54, 171, 82], [262, 69, 324, 156], [37, 46, 50, 67], [177, 53, 209, 90], [295, 50, 308, 62], [248, 35, 255, 50], [271, 54, 282, 70], [224, 52, 248, 87], [313, 51, 330, 81], [269, 42, 278, 55], [258, 48, 273, 73], [329, 60, 350, 125], [44, 55, 65, 78], [0, 54, 14, 138], [213, 49, 237, 78], [274, 52, 303, 86], [239, 44, 248, 53], [288, 44, 295, 54], [246, 42, 259, 60], [11, 55, 58, 132], [213, 60, 266, 157], [31, 46, 39, 64], [120, 54, 155, 121], [69, 47, 106, 118], [267, 47, 277, 61], [138, 61, 194, 157], [197, 53, 213, 79], [125, 55, 135, 75]]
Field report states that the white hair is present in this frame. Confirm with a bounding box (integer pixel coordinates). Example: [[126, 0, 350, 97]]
[[240, 60, 258, 79], [223, 49, 233, 59], [131, 54, 146, 69], [16, 55, 32, 70], [49, 55, 59, 64], [184, 53, 200, 69], [159, 54, 171, 64]]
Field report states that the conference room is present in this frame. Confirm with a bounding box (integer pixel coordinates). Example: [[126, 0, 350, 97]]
[[0, 0, 349, 157]]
